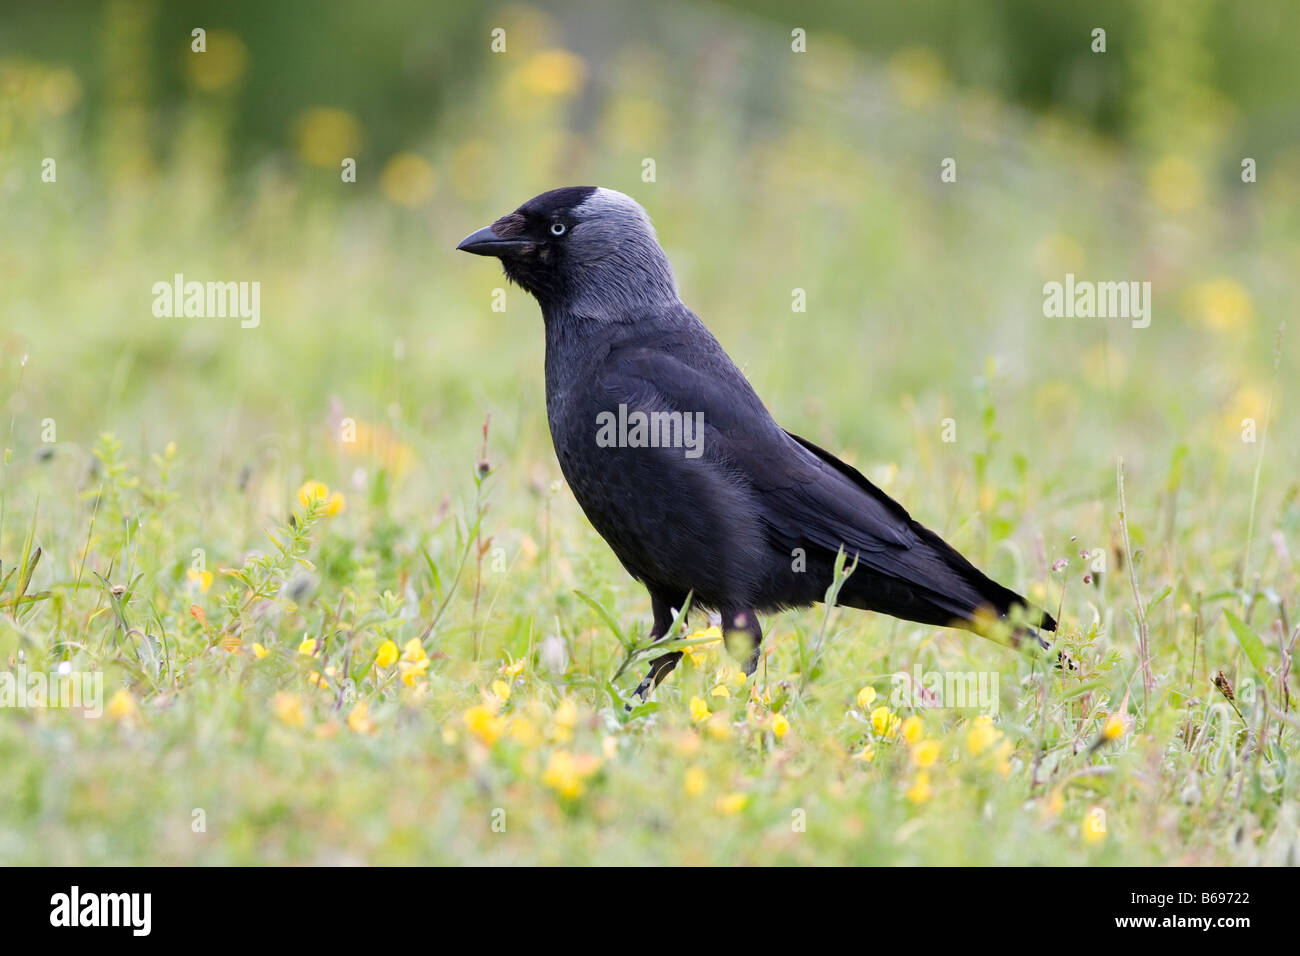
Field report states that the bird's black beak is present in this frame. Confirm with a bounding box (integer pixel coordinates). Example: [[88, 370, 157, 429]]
[[456, 224, 528, 258]]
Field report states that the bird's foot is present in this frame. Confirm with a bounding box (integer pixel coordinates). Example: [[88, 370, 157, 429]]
[[625, 651, 683, 712]]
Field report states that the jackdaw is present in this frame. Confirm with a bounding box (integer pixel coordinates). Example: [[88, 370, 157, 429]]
[[458, 186, 1056, 700]]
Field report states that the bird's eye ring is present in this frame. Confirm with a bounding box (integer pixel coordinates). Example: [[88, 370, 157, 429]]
[[550, 222, 567, 236]]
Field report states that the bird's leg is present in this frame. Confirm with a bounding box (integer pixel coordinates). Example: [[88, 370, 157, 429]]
[[723, 609, 763, 676], [630, 592, 688, 705]]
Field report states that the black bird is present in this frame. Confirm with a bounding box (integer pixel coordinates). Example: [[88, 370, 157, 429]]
[[458, 186, 1056, 700]]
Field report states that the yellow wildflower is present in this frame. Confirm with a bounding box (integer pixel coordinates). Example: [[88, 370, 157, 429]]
[[541, 749, 600, 799], [297, 480, 329, 507], [463, 704, 505, 746], [771, 713, 790, 739], [491, 679, 511, 701], [272, 692, 305, 727], [912, 739, 941, 769], [1102, 714, 1125, 740], [900, 715, 923, 744], [684, 765, 707, 796], [374, 640, 398, 669], [906, 771, 932, 804], [871, 705, 900, 738], [1082, 806, 1107, 844], [689, 696, 711, 722], [856, 686, 877, 709], [251, 642, 269, 659], [966, 715, 999, 755], [347, 699, 376, 735], [716, 792, 748, 815], [326, 491, 346, 516], [297, 637, 316, 656], [107, 688, 137, 722], [186, 568, 213, 592], [854, 746, 876, 763]]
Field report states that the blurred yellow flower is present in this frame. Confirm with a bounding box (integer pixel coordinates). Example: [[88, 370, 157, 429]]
[[401, 637, 427, 662], [463, 704, 505, 747], [1102, 714, 1126, 740], [252, 642, 269, 659], [297, 637, 316, 656], [297, 480, 329, 507], [900, 715, 923, 745], [912, 739, 941, 769], [966, 715, 1000, 755], [994, 739, 1014, 777], [1082, 806, 1107, 844], [710, 684, 731, 698], [519, 49, 586, 97], [326, 491, 346, 516], [186, 568, 213, 592], [336, 419, 415, 477], [187, 30, 249, 92], [856, 685, 877, 709], [1147, 155, 1203, 214], [509, 714, 542, 747], [715, 792, 748, 815], [380, 153, 437, 207], [771, 713, 790, 739], [374, 640, 398, 669], [347, 699, 376, 735], [684, 765, 707, 797], [854, 746, 876, 763], [107, 688, 137, 722], [272, 692, 305, 727], [689, 696, 711, 722], [906, 772, 932, 804], [551, 698, 579, 741], [491, 679, 512, 701], [1188, 277, 1253, 332], [871, 705, 899, 738], [541, 749, 600, 799], [293, 107, 363, 167]]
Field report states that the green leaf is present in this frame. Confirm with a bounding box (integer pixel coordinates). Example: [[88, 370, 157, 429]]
[[1224, 611, 1271, 685], [573, 590, 629, 649]]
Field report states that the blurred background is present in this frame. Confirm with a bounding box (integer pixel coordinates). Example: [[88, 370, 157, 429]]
[[2, 0, 1298, 594]]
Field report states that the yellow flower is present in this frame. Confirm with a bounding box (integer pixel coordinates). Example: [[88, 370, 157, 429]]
[[684, 765, 707, 796], [297, 637, 317, 656], [297, 480, 329, 507], [399, 658, 429, 687], [912, 739, 941, 769], [518, 49, 586, 97], [966, 715, 999, 755], [500, 658, 526, 677], [402, 638, 427, 662], [906, 772, 932, 804], [870, 706, 899, 738], [1082, 806, 1107, 844], [705, 716, 733, 740], [854, 746, 876, 763], [463, 704, 505, 747], [374, 640, 398, 669], [325, 491, 346, 516], [710, 684, 731, 698], [689, 696, 711, 722], [541, 749, 600, 799], [107, 688, 137, 722], [900, 715, 924, 745], [551, 698, 579, 742], [380, 153, 437, 207], [856, 685, 877, 709], [186, 29, 249, 92], [272, 692, 305, 727], [771, 713, 790, 739], [1042, 789, 1065, 818], [716, 792, 748, 815], [251, 642, 269, 659], [994, 739, 1014, 777], [347, 699, 376, 735], [292, 107, 363, 167], [1102, 714, 1126, 740], [186, 568, 213, 592], [1189, 277, 1253, 332], [509, 714, 542, 747], [491, 679, 512, 701]]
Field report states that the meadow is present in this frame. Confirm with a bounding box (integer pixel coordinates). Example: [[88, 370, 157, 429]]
[[1, 2, 1298, 865]]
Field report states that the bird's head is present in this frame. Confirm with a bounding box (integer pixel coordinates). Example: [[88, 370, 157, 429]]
[[456, 186, 677, 313]]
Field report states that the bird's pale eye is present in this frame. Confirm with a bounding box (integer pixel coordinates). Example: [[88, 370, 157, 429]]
[[550, 222, 567, 236]]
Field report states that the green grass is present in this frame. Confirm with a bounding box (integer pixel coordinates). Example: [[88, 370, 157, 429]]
[[1, 5, 1298, 864]]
